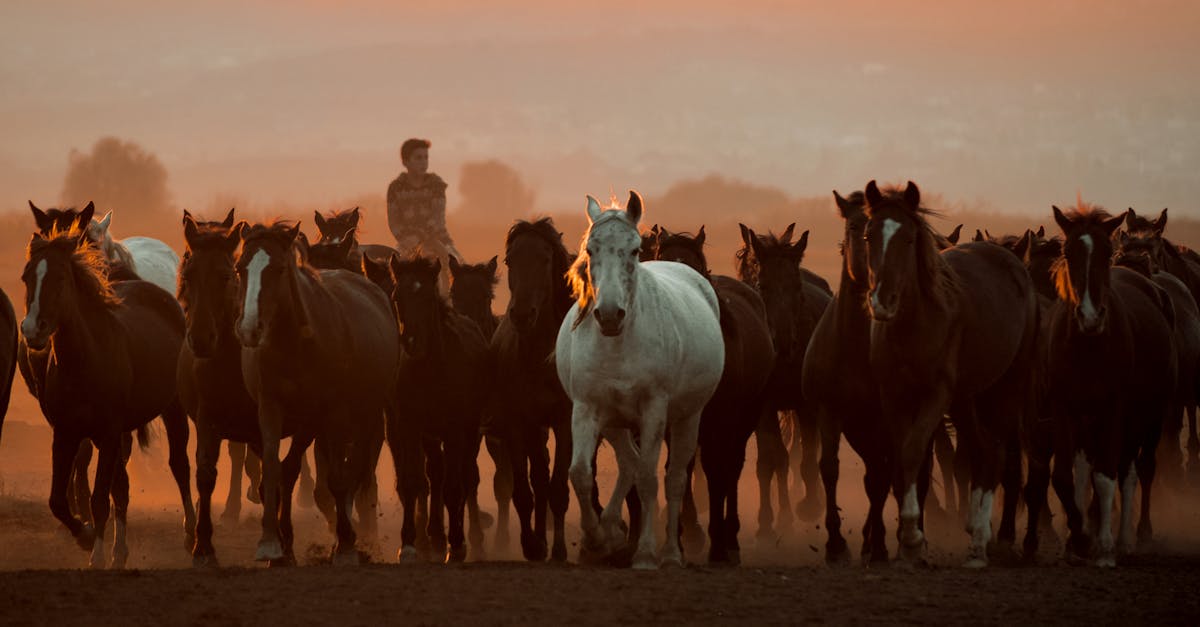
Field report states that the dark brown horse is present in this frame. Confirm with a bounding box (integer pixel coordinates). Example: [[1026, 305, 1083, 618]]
[[491, 218, 576, 561], [655, 226, 775, 564], [313, 207, 398, 265], [1122, 208, 1200, 483], [861, 180, 1037, 567], [1033, 204, 1177, 567], [0, 288, 16, 446], [387, 254, 489, 562], [18, 226, 195, 568], [736, 223, 831, 535], [447, 254, 510, 551], [235, 221, 398, 565]]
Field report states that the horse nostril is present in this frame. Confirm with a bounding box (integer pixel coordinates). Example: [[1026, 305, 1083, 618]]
[[593, 309, 602, 321], [617, 308, 626, 320]]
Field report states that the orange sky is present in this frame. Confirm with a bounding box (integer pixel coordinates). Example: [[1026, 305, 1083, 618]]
[[2, 0, 1198, 216]]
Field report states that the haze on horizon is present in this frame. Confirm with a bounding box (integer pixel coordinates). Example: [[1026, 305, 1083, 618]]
[[1, 0, 1197, 217]]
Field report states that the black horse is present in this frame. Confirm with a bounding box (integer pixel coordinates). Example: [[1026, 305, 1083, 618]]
[[0, 288, 17, 446], [655, 227, 774, 565]]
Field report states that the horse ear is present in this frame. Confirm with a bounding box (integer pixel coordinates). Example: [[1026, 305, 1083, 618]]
[[487, 255, 498, 276], [432, 257, 442, 278], [336, 227, 357, 256], [183, 213, 199, 243], [947, 224, 962, 245], [738, 223, 753, 249], [287, 222, 302, 244], [780, 223, 796, 244], [626, 190, 643, 225], [98, 210, 112, 230], [973, 229, 985, 243], [747, 226, 766, 258], [1014, 230, 1034, 265], [1154, 208, 1168, 235], [794, 230, 810, 256], [351, 207, 361, 225], [224, 222, 245, 251], [362, 255, 388, 286], [655, 226, 671, 246], [448, 254, 462, 275], [313, 211, 327, 235], [985, 229, 994, 241], [29, 201, 51, 233], [1036, 225, 1045, 238], [221, 207, 236, 228], [833, 190, 851, 217], [650, 224, 660, 236], [864, 181, 883, 209], [1100, 213, 1125, 237], [1052, 206, 1071, 234], [78, 202, 96, 231], [388, 253, 403, 280], [586, 195, 603, 223], [1124, 207, 1137, 227], [182, 209, 194, 226], [903, 181, 920, 210], [696, 225, 706, 246]]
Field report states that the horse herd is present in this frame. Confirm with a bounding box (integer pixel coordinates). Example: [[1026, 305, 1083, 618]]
[[0, 180, 1195, 572]]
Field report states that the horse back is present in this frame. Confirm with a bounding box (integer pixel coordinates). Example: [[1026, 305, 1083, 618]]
[[708, 275, 774, 407], [1114, 268, 1178, 397], [943, 242, 1037, 396], [122, 236, 180, 295], [112, 280, 186, 421], [319, 270, 401, 392]]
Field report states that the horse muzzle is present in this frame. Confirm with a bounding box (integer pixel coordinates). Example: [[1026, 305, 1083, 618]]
[[594, 307, 625, 337], [20, 317, 50, 350], [236, 319, 262, 348], [1076, 308, 1108, 336], [868, 289, 897, 322]]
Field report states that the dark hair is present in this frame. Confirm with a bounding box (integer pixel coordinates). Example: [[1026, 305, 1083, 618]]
[[401, 138, 432, 163]]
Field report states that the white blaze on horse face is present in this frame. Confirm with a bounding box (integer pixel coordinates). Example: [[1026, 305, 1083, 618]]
[[1078, 234, 1098, 321], [870, 218, 901, 312], [240, 249, 270, 338], [21, 259, 48, 339]]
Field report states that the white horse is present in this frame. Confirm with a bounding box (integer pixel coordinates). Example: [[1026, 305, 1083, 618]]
[[86, 211, 180, 295], [556, 191, 724, 569]]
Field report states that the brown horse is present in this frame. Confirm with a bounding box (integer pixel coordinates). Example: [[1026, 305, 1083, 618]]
[[1035, 204, 1177, 567], [235, 221, 398, 565], [388, 254, 490, 562], [1122, 208, 1200, 483], [862, 180, 1037, 567], [655, 226, 775, 564], [18, 226, 195, 568], [736, 223, 831, 535], [447, 254, 510, 551], [491, 218, 577, 561], [312, 207, 398, 265], [0, 288, 16, 446]]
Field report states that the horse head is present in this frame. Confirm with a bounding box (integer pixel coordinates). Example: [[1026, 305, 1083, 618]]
[[29, 201, 95, 237], [654, 226, 708, 275], [833, 190, 869, 286], [307, 227, 359, 271], [504, 217, 569, 334], [235, 221, 305, 348], [388, 253, 445, 359], [448, 254, 499, 320], [862, 180, 946, 322], [1051, 204, 1125, 336], [313, 207, 362, 244], [21, 227, 117, 350], [179, 208, 243, 357], [571, 191, 644, 337], [737, 221, 810, 360]]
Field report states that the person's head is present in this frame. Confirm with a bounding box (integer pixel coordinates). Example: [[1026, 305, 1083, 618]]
[[400, 138, 431, 175]]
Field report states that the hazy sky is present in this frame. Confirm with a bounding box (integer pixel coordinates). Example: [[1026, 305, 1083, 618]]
[[2, 0, 1197, 216]]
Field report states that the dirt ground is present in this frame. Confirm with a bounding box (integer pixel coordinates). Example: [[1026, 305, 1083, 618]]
[[2, 412, 1200, 625]]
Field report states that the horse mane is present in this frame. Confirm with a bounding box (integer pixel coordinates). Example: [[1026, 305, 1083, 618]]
[[28, 228, 121, 308], [566, 212, 634, 326], [506, 217, 574, 313], [1050, 204, 1114, 304]]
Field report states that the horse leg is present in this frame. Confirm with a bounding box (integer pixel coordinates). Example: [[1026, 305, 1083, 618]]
[[548, 420, 572, 562], [423, 438, 447, 558], [88, 433, 120, 569], [222, 441, 247, 524], [1022, 432, 1052, 562], [633, 411, 666, 570], [1051, 442, 1089, 563], [692, 448, 709, 516], [162, 401, 197, 553], [70, 440, 94, 526], [315, 434, 358, 566], [465, 430, 486, 556], [894, 389, 949, 565], [795, 407, 822, 522], [311, 447, 337, 534], [386, 408, 422, 562], [294, 449, 314, 509], [443, 431, 469, 563], [192, 418, 223, 567], [244, 444, 262, 505], [957, 402, 1002, 569], [50, 430, 91, 549], [485, 434, 512, 550], [353, 421, 383, 546], [774, 412, 795, 532], [527, 426, 551, 560], [1092, 464, 1118, 568], [1117, 459, 1138, 555], [662, 410, 700, 569], [1135, 448, 1157, 549], [679, 451, 706, 558], [817, 407, 848, 564], [567, 402, 604, 560], [931, 423, 956, 520], [863, 461, 890, 565], [507, 428, 538, 561], [754, 409, 778, 539], [1187, 405, 1200, 481], [277, 433, 310, 566], [109, 434, 132, 570], [700, 434, 730, 565], [255, 400, 286, 563]]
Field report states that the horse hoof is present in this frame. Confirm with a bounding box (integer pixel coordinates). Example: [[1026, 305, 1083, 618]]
[[192, 553, 219, 568], [333, 550, 361, 567], [246, 487, 262, 505], [1095, 553, 1116, 568], [632, 552, 658, 571], [660, 555, 684, 569], [550, 543, 568, 563], [398, 545, 418, 563], [255, 539, 284, 562], [521, 532, 548, 562], [963, 556, 988, 569], [75, 524, 96, 552], [445, 545, 467, 564]]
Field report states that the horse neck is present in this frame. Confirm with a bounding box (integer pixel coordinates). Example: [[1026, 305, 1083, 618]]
[[104, 238, 136, 272], [835, 256, 871, 337], [264, 264, 324, 349], [47, 285, 112, 376]]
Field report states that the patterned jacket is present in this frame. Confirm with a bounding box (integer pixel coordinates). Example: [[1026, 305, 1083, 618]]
[[386, 172, 459, 258]]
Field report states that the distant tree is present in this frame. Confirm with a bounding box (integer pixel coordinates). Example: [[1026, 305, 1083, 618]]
[[455, 160, 536, 224], [650, 174, 793, 225], [61, 137, 172, 229]]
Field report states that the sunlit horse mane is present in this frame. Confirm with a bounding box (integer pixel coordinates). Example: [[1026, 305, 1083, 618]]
[[1051, 202, 1115, 305], [866, 184, 959, 306], [27, 227, 121, 308], [567, 210, 634, 326]]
